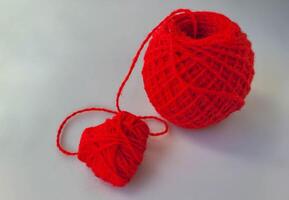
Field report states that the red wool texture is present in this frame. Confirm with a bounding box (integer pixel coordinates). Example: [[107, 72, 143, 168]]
[[56, 9, 254, 187], [143, 10, 254, 128], [78, 111, 150, 186]]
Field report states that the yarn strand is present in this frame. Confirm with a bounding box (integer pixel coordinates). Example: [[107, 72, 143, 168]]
[[139, 115, 169, 136]]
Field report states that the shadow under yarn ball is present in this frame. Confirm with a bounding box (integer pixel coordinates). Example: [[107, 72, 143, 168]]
[[142, 11, 254, 128]]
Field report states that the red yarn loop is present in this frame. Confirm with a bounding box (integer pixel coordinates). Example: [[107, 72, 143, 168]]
[[139, 115, 169, 136], [57, 107, 117, 156]]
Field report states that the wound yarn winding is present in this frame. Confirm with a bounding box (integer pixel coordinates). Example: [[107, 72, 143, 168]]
[[142, 10, 254, 128]]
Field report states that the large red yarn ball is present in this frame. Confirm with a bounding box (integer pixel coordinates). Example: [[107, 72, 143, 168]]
[[142, 11, 254, 128], [78, 111, 149, 186]]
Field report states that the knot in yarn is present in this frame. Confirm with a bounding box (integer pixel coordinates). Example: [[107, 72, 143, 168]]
[[78, 111, 149, 187], [142, 10, 254, 128]]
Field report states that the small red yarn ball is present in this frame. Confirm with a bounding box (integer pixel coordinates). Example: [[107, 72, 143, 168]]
[[142, 11, 254, 128], [78, 111, 149, 186]]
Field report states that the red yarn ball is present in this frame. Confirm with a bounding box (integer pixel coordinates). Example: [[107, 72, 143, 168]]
[[78, 111, 149, 186], [142, 11, 254, 128]]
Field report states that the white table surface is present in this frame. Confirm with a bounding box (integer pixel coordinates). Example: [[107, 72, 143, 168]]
[[1, 0, 289, 199]]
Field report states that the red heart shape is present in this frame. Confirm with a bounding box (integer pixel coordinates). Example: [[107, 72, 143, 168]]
[[77, 111, 149, 186]]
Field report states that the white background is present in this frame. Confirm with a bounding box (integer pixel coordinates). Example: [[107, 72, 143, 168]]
[[1, 0, 289, 199]]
